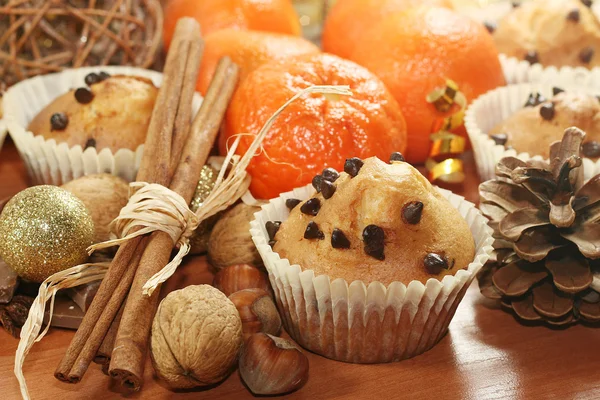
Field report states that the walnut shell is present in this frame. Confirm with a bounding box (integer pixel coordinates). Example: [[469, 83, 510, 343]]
[[150, 285, 243, 389], [208, 203, 262, 270], [61, 174, 129, 244]]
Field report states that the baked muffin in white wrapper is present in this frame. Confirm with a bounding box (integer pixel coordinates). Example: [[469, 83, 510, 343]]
[[250, 166, 493, 364], [465, 82, 600, 182], [3, 66, 202, 185]]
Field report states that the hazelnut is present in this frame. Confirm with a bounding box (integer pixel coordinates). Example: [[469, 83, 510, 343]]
[[239, 333, 309, 395], [213, 264, 271, 297], [229, 289, 282, 339], [208, 203, 263, 270]]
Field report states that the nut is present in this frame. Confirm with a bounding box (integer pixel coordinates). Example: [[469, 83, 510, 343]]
[[150, 285, 243, 389], [229, 289, 282, 339], [61, 174, 129, 244], [213, 264, 271, 297], [239, 333, 309, 395], [208, 203, 262, 269]]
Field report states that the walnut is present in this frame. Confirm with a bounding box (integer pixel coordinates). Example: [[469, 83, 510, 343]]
[[61, 174, 129, 244], [208, 203, 262, 270], [150, 285, 243, 389]]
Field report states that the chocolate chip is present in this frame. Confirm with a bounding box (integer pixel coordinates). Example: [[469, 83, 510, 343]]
[[524, 92, 546, 107], [300, 198, 321, 216], [539, 103, 555, 121], [265, 221, 281, 240], [50, 112, 68, 131], [312, 175, 323, 193], [581, 0, 592, 8], [491, 133, 508, 146], [74, 87, 94, 104], [402, 201, 424, 225], [84, 72, 101, 86], [484, 21, 496, 34], [524, 50, 539, 64], [511, 1, 520, 7], [331, 228, 351, 249], [580, 47, 594, 64], [84, 138, 96, 149], [322, 167, 339, 182], [552, 87, 565, 96], [567, 8, 580, 22], [321, 180, 336, 199], [98, 71, 111, 81], [362, 225, 385, 260], [285, 198, 301, 210], [344, 157, 364, 177], [389, 152, 405, 163], [582, 141, 600, 157], [424, 253, 451, 274], [304, 221, 324, 240]]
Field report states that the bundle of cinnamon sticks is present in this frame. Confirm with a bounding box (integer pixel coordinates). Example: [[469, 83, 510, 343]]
[[54, 17, 240, 390]]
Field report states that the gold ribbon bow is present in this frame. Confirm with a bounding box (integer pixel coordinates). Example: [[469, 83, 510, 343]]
[[425, 79, 467, 184]]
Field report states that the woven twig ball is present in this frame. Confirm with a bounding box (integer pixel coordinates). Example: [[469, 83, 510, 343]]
[[0, 0, 163, 87]]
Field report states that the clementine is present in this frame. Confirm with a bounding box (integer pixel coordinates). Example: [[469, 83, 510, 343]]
[[221, 53, 407, 199], [163, 0, 301, 49], [322, 0, 454, 59], [349, 6, 505, 164], [196, 29, 320, 95]]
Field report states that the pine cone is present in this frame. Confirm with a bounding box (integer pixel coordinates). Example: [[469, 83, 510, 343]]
[[478, 127, 600, 326]]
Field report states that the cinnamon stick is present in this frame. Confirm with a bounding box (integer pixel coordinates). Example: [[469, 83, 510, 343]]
[[54, 18, 201, 383], [109, 57, 240, 391], [93, 303, 124, 367]]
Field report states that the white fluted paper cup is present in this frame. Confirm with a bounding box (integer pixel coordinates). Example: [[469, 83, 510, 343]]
[[250, 184, 494, 364], [3, 66, 202, 185], [499, 54, 600, 86], [0, 119, 6, 153], [465, 83, 600, 183]]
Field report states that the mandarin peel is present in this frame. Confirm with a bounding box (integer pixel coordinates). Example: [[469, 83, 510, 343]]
[[224, 133, 301, 175]]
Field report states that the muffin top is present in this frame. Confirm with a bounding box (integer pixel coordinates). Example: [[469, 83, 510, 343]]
[[28, 74, 158, 152], [272, 156, 476, 286], [490, 90, 600, 159], [493, 0, 600, 68]]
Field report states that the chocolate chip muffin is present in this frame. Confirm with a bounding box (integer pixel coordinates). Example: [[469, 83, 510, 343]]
[[493, 0, 600, 68], [270, 155, 476, 285], [489, 89, 600, 159], [27, 73, 158, 152]]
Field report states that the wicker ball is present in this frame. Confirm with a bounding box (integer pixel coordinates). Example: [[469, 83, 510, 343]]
[[0, 0, 163, 87]]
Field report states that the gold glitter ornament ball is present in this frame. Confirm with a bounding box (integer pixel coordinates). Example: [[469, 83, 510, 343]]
[[0, 185, 95, 283]]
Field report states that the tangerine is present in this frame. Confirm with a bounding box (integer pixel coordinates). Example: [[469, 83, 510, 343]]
[[163, 0, 301, 49], [196, 29, 320, 95], [322, 0, 454, 59], [221, 53, 407, 199], [349, 6, 505, 163]]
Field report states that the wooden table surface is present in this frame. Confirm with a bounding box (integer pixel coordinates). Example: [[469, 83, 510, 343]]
[[1, 139, 599, 400]]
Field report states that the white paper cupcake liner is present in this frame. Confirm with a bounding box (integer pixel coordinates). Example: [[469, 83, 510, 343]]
[[465, 83, 600, 183], [0, 119, 7, 154], [500, 54, 600, 87], [2, 66, 202, 185], [250, 184, 494, 364]]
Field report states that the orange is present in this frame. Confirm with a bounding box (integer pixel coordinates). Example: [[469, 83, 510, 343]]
[[163, 0, 301, 50], [322, 0, 454, 59], [349, 6, 505, 164], [221, 53, 408, 200], [196, 29, 320, 95]]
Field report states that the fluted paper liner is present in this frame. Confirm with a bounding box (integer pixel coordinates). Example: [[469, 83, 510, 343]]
[[465, 82, 600, 183], [3, 66, 202, 185], [500, 54, 600, 86], [250, 184, 494, 363]]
